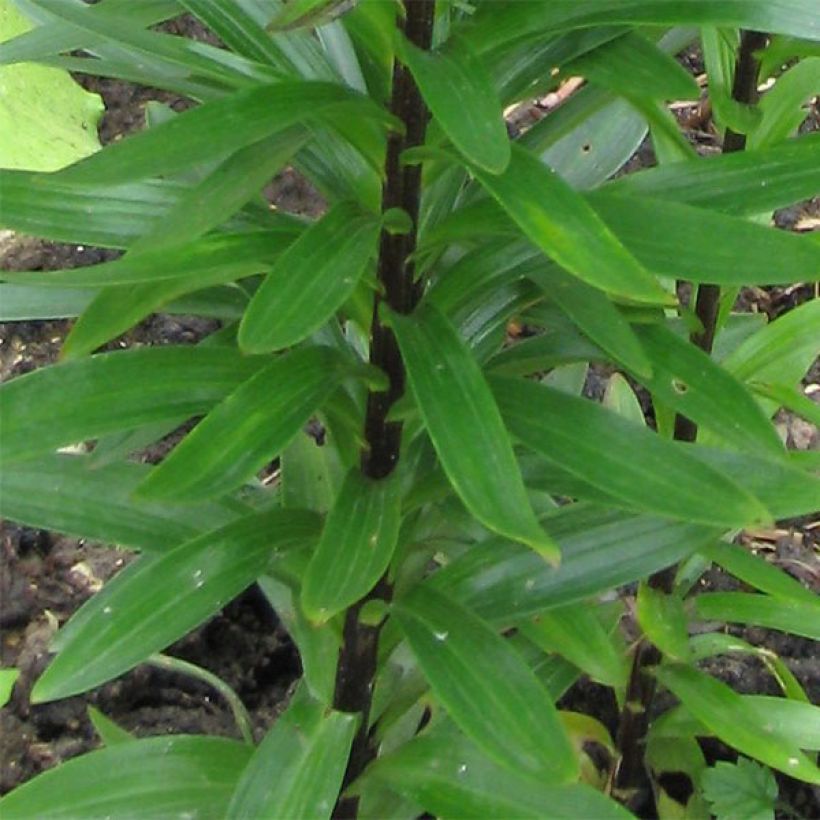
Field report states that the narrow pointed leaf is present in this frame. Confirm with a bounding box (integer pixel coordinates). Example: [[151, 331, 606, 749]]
[[268, 0, 355, 32], [239, 203, 380, 353], [694, 592, 820, 641], [526, 262, 652, 378], [394, 584, 578, 783], [137, 346, 352, 501], [0, 346, 267, 464], [55, 81, 395, 185], [0, 736, 251, 820], [491, 375, 770, 528], [302, 468, 401, 622], [0, 454, 240, 553], [401, 36, 509, 174], [467, 143, 668, 304], [606, 132, 820, 215], [655, 664, 820, 785], [87, 707, 135, 747], [360, 722, 630, 820], [32, 509, 320, 702], [227, 688, 357, 820], [700, 543, 817, 605], [637, 584, 691, 662], [130, 128, 308, 253], [389, 303, 558, 561], [432, 505, 718, 624], [520, 602, 628, 689], [633, 323, 785, 457]]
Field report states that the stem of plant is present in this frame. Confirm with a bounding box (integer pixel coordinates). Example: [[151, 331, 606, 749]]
[[332, 3, 435, 817], [614, 29, 768, 810]]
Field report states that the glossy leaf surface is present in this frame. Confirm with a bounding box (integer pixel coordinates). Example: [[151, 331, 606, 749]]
[[468, 144, 667, 303], [137, 346, 351, 501], [401, 35, 509, 174], [239, 202, 380, 353], [491, 375, 770, 528], [302, 468, 401, 622], [0, 347, 267, 464], [656, 664, 820, 784], [228, 687, 357, 820], [389, 303, 557, 561], [0, 736, 251, 819], [393, 585, 578, 783], [33, 510, 320, 702], [433, 505, 717, 624]]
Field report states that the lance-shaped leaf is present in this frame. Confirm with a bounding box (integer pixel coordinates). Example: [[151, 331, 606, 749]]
[[525, 262, 652, 378], [129, 128, 308, 253], [466, 143, 669, 304], [227, 687, 357, 820], [358, 721, 630, 819], [0, 346, 268, 464], [302, 468, 401, 623], [491, 375, 770, 528], [606, 131, 820, 215], [239, 203, 380, 353], [655, 664, 820, 785], [32, 509, 320, 703], [637, 584, 691, 662], [0, 454, 241, 553], [388, 303, 558, 562], [137, 346, 353, 502], [693, 593, 820, 642], [0, 230, 298, 288], [432, 504, 718, 625], [401, 35, 509, 174], [393, 584, 578, 783], [0, 735, 251, 820], [633, 323, 785, 457], [54, 80, 395, 185], [267, 0, 356, 31]]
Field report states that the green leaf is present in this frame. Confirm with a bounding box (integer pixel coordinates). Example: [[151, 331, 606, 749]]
[[32, 509, 320, 702], [359, 721, 630, 819], [401, 35, 509, 174], [603, 373, 646, 424], [491, 374, 770, 528], [701, 758, 777, 820], [637, 583, 691, 662], [468, 143, 668, 304], [302, 467, 400, 623], [525, 262, 653, 379], [227, 686, 357, 820], [749, 58, 820, 149], [723, 297, 820, 385], [0, 454, 241, 553], [519, 602, 628, 689], [655, 663, 820, 785], [393, 584, 578, 783], [700, 543, 817, 605], [605, 132, 820, 215], [0, 0, 102, 171], [0, 230, 298, 288], [0, 735, 251, 819], [388, 303, 558, 562], [633, 323, 785, 457], [693, 592, 820, 641], [433, 504, 717, 624], [588, 192, 820, 286], [267, 0, 355, 32], [281, 430, 344, 515], [0, 668, 19, 709], [565, 30, 698, 101], [137, 346, 352, 502], [0, 346, 267, 464], [239, 203, 380, 353], [130, 128, 308, 253], [87, 706, 135, 747], [55, 80, 395, 185]]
